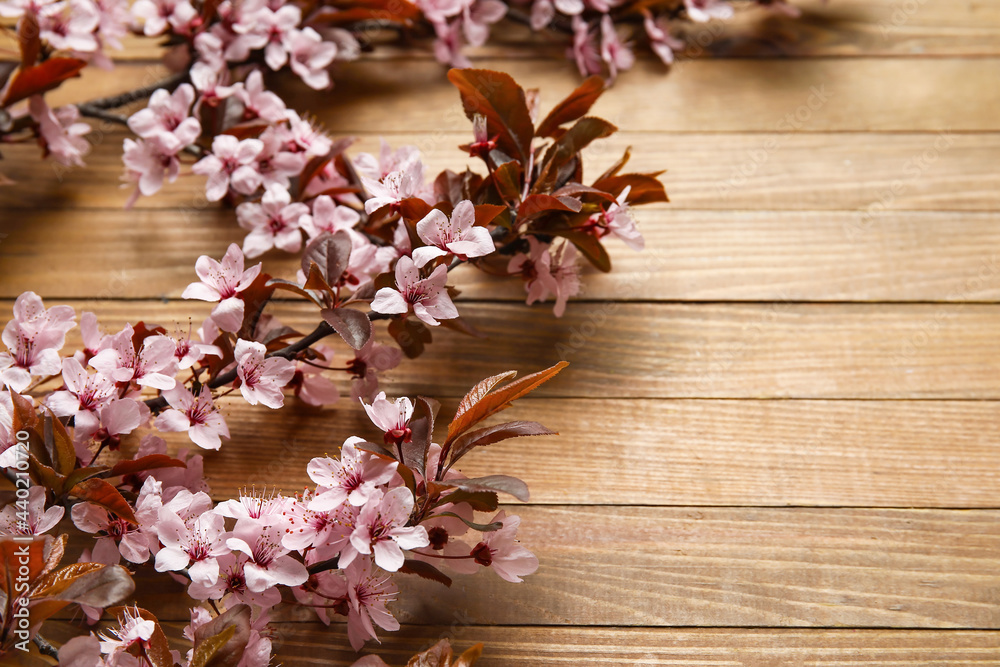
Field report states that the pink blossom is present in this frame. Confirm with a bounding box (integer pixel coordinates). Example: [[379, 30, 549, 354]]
[[236, 70, 289, 123], [529, 0, 554, 30], [470, 510, 537, 582], [226, 521, 309, 591], [0, 0, 58, 19], [29, 96, 91, 168], [569, 16, 601, 77], [154, 506, 229, 584], [507, 237, 580, 317], [276, 110, 332, 158], [181, 243, 263, 333], [190, 61, 241, 111], [255, 4, 300, 69], [308, 437, 398, 511], [413, 199, 495, 267], [361, 392, 413, 445], [46, 357, 115, 439], [285, 27, 336, 89], [643, 10, 684, 65], [154, 384, 230, 450], [347, 338, 401, 403], [601, 185, 644, 250], [57, 635, 106, 667], [131, 0, 197, 36], [121, 136, 181, 203], [192, 134, 264, 201], [38, 0, 100, 53], [0, 291, 76, 392], [361, 160, 426, 214], [600, 14, 635, 81], [430, 18, 470, 68], [237, 183, 308, 257], [684, 0, 734, 22], [99, 606, 156, 665], [172, 329, 221, 370], [343, 557, 400, 650], [462, 0, 506, 47], [370, 256, 458, 326], [417, 0, 467, 24], [300, 195, 361, 241], [282, 491, 354, 554], [72, 477, 161, 565], [253, 127, 306, 190], [289, 344, 340, 406], [234, 339, 296, 408], [89, 326, 177, 389], [215, 486, 289, 526], [0, 391, 19, 469], [411, 501, 478, 574], [354, 140, 422, 181], [126, 84, 200, 153], [0, 486, 64, 536], [344, 487, 428, 572], [135, 434, 209, 498], [188, 552, 283, 608]]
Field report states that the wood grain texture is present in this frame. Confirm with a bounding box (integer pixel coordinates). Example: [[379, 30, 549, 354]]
[[143, 398, 1000, 508], [29, 625, 1000, 666], [9, 299, 998, 399], [3, 131, 997, 212], [3, 209, 1000, 302], [53, 508, 1000, 627], [42, 58, 1000, 133]]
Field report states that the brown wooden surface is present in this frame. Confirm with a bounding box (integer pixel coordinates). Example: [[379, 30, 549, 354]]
[[2, 1, 999, 664]]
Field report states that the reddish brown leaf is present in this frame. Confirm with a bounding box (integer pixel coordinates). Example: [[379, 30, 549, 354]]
[[191, 604, 252, 667], [69, 478, 137, 524], [517, 193, 581, 221], [446, 474, 530, 502], [455, 644, 485, 666], [19, 13, 40, 68], [2, 57, 86, 107], [321, 307, 372, 350], [446, 362, 567, 443], [548, 227, 612, 273], [447, 420, 556, 468], [399, 559, 452, 587], [591, 172, 669, 205], [43, 410, 76, 476], [109, 454, 186, 477], [535, 117, 617, 193], [536, 75, 605, 138], [388, 317, 432, 359], [302, 230, 353, 286], [473, 203, 505, 227], [437, 489, 499, 512], [447, 69, 534, 163]]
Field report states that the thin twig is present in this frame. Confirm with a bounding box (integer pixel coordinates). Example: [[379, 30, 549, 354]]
[[77, 105, 129, 126], [82, 71, 188, 110], [33, 634, 59, 658]]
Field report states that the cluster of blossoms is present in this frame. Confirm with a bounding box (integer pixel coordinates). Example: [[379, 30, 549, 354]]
[[0, 0, 804, 174], [0, 282, 563, 661]]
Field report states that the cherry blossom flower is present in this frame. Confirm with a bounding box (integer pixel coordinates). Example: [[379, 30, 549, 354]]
[[430, 18, 470, 68], [72, 477, 161, 565], [0, 486, 63, 536], [253, 126, 305, 190], [0, 291, 76, 392], [570, 16, 602, 77], [236, 70, 289, 123], [285, 27, 337, 89], [411, 502, 478, 575], [462, 0, 506, 48], [0, 391, 19, 469], [308, 437, 398, 511], [154, 384, 230, 450], [38, 0, 100, 53], [57, 635, 106, 667], [277, 110, 333, 158], [469, 510, 537, 582], [600, 14, 635, 82], [300, 194, 361, 241], [684, 0, 734, 22], [412, 199, 495, 267], [135, 435, 209, 499], [282, 491, 354, 554], [131, 0, 197, 36], [234, 339, 296, 408], [181, 243, 263, 333], [354, 140, 422, 181], [226, 521, 309, 591], [343, 557, 400, 650], [29, 97, 91, 167], [215, 486, 289, 527], [237, 183, 309, 257], [370, 256, 458, 326], [347, 338, 402, 403], [289, 345, 341, 406], [254, 3, 301, 70], [126, 83, 200, 153], [192, 135, 265, 201], [507, 237, 580, 317], [416, 0, 466, 24], [172, 329, 221, 370], [89, 326, 177, 389], [343, 487, 429, 572], [46, 357, 115, 438], [361, 393, 414, 446], [601, 185, 644, 250], [190, 61, 241, 111], [643, 9, 684, 65], [154, 505, 229, 584], [99, 606, 156, 664], [187, 552, 283, 608], [122, 136, 182, 204], [361, 160, 427, 214]]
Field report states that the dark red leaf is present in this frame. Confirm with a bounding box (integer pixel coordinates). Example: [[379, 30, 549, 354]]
[[3, 57, 87, 107], [437, 489, 499, 512], [448, 420, 556, 468], [447, 69, 534, 163], [69, 478, 137, 524], [536, 75, 605, 138], [591, 173, 669, 205], [535, 117, 617, 193], [110, 455, 187, 477], [402, 397, 439, 478], [399, 197, 433, 223], [388, 317, 432, 359], [321, 307, 372, 350], [517, 193, 582, 221], [548, 227, 612, 272], [447, 474, 530, 502], [302, 230, 353, 285], [19, 12, 40, 68], [400, 559, 452, 587]]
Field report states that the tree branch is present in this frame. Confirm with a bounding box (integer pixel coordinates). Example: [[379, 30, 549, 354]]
[[82, 71, 188, 110]]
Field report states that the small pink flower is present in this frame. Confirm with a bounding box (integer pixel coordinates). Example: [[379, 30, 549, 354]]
[[360, 392, 413, 445], [361, 160, 426, 215], [46, 357, 115, 439], [344, 487, 428, 572], [187, 552, 282, 608], [172, 330, 221, 370], [181, 243, 263, 333], [131, 0, 197, 36], [99, 606, 156, 664], [122, 135, 181, 204], [684, 0, 734, 22], [643, 9, 684, 65], [0, 486, 63, 536], [370, 256, 458, 326], [237, 183, 308, 257], [226, 521, 309, 592], [469, 510, 538, 583], [38, 0, 100, 53], [236, 70, 289, 123], [234, 339, 296, 409], [343, 557, 400, 650], [300, 194, 361, 241], [126, 84, 200, 153], [290, 344, 340, 407], [600, 15, 635, 82], [507, 237, 580, 317], [569, 16, 601, 77], [308, 437, 398, 511], [154, 506, 229, 585], [285, 26, 336, 89], [347, 338, 402, 403], [215, 486, 289, 527], [412, 199, 495, 267], [276, 110, 332, 159], [192, 134, 264, 201], [72, 477, 161, 565], [57, 635, 105, 667], [89, 326, 177, 389], [29, 97, 91, 167], [601, 185, 644, 250], [0, 291, 75, 392], [256, 4, 301, 69], [462, 0, 506, 48], [190, 61, 241, 111], [154, 384, 230, 450]]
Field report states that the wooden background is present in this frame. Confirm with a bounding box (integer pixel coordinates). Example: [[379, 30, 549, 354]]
[[3, 0, 1000, 663]]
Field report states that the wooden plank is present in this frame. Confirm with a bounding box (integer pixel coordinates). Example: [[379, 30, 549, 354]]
[[32, 624, 1000, 666], [142, 398, 1000, 508], [41, 58, 1000, 133], [53, 507, 1000, 626], [2, 131, 997, 212], [3, 209, 1000, 302], [7, 300, 998, 399]]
